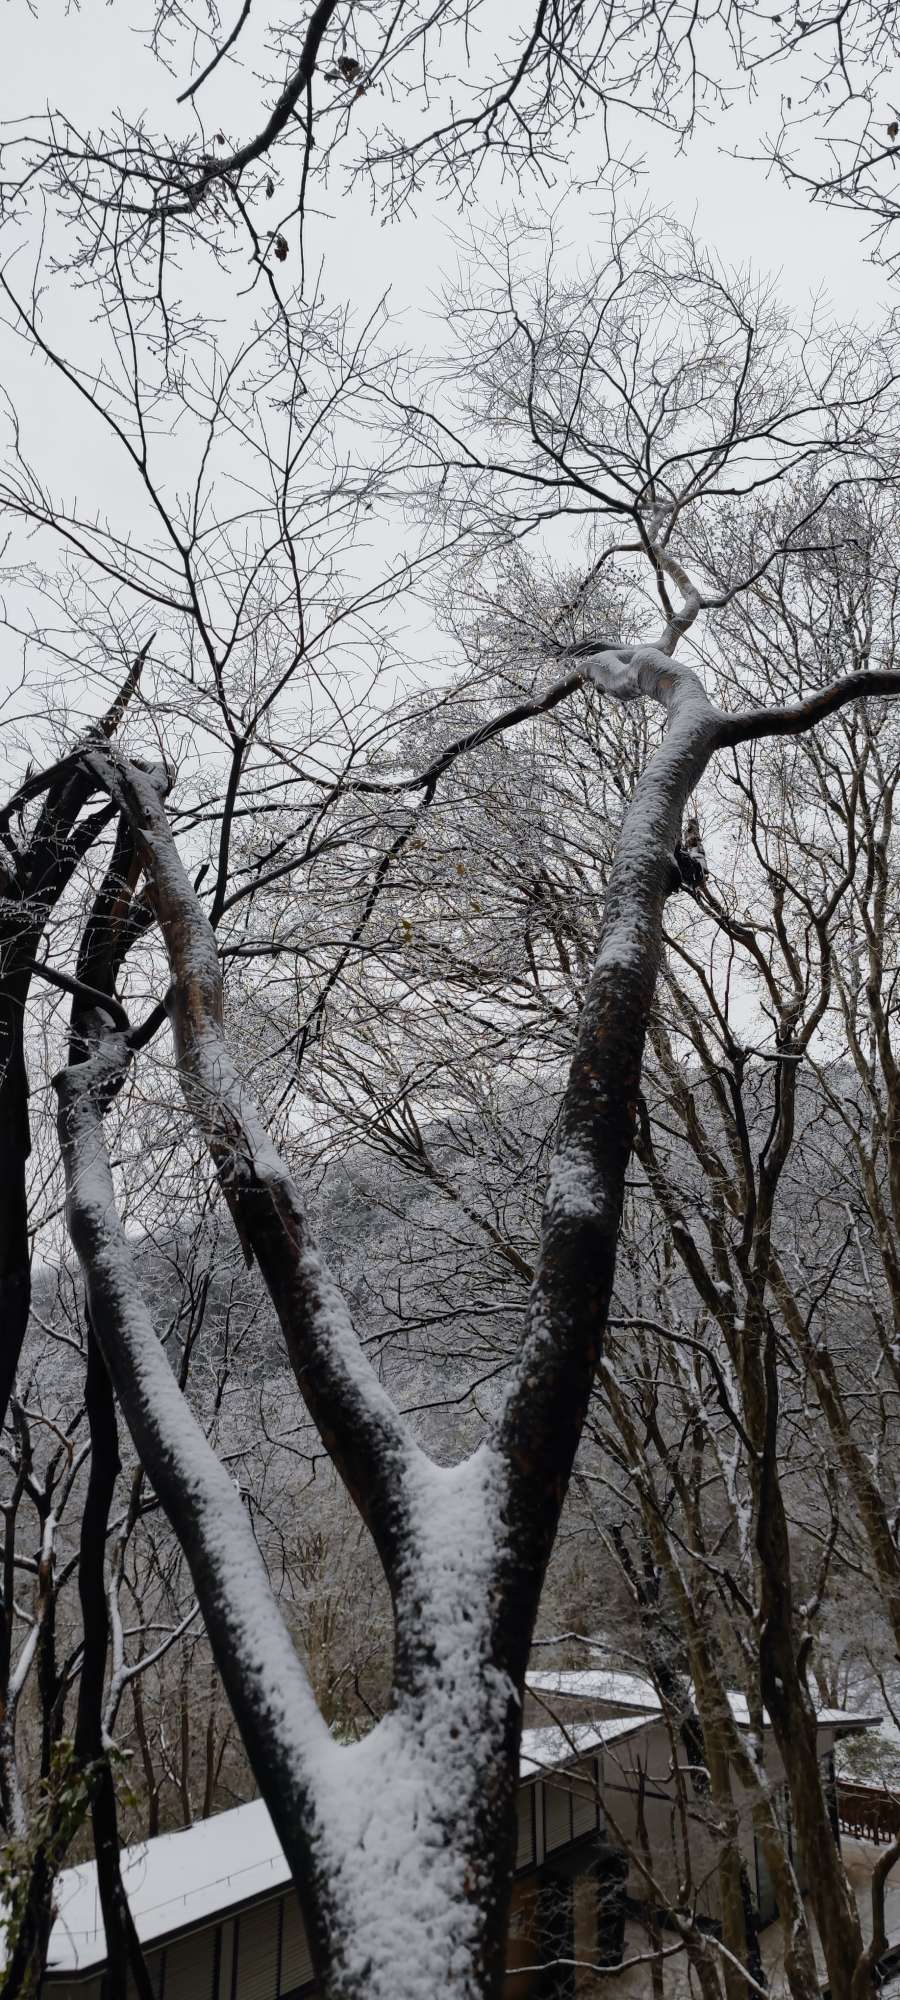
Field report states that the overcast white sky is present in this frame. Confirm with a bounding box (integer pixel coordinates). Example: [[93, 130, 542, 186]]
[[5, 4, 893, 338], [1, 2, 895, 741]]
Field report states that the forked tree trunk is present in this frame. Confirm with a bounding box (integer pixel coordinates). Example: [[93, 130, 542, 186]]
[[53, 648, 895, 1998]]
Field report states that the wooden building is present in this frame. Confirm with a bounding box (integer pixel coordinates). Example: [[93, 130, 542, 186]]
[[525, 1670, 878, 1932], [35, 1682, 877, 2000], [40, 1720, 643, 2000]]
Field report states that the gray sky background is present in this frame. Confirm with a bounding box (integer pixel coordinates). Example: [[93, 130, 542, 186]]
[[6, 4, 891, 310], [2, 3, 896, 745], [7, 9, 894, 307]]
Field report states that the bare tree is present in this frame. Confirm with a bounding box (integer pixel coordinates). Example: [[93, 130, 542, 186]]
[[6, 0, 900, 289], [6, 9, 900, 1977], [49, 535, 900, 2000]]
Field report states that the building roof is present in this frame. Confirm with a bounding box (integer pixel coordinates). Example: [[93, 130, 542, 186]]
[[44, 1717, 654, 1977], [47, 1796, 288, 1975], [725, 1690, 880, 1733], [42, 1682, 878, 1979], [518, 1713, 657, 1781], [526, 1669, 880, 1735], [527, 1669, 660, 1712]]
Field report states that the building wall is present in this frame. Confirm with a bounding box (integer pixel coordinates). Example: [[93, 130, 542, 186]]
[[45, 1887, 315, 2000], [599, 1720, 842, 1927]]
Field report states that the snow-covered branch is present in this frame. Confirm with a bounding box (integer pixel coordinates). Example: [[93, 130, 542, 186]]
[[82, 748, 422, 1579], [718, 668, 900, 748], [55, 1028, 336, 1884]]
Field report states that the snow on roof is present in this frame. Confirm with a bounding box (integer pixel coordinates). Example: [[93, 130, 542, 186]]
[[527, 1669, 659, 1711], [43, 1683, 877, 1978], [44, 1719, 655, 1976], [46, 1797, 289, 1974], [518, 1714, 655, 1781], [526, 1669, 880, 1734], [724, 1691, 880, 1732]]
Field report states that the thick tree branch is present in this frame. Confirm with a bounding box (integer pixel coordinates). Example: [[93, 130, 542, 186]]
[[718, 669, 900, 747], [495, 647, 720, 1613], [32, 962, 131, 1035], [167, 0, 340, 212], [54, 1028, 336, 1910], [81, 747, 419, 1580]]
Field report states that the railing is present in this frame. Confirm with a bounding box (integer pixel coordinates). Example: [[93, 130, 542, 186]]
[[836, 1782, 900, 1846]]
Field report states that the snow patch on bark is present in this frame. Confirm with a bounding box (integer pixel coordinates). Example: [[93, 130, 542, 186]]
[[545, 1146, 601, 1221]]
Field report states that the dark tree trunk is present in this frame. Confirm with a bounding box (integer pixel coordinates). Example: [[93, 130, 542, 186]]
[[76, 1325, 156, 2000]]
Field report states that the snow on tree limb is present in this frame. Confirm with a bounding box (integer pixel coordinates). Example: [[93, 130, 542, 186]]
[[42, 621, 900, 1999], [52, 782, 523, 1999], [494, 645, 721, 1571], [54, 1028, 337, 1885], [79, 745, 425, 1579], [717, 668, 900, 746]]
